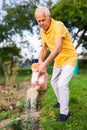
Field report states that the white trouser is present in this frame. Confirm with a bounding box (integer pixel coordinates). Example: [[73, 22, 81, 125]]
[[51, 65, 75, 115]]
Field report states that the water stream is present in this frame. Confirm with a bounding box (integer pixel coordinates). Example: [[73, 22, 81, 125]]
[[22, 86, 39, 130], [26, 87, 38, 112]]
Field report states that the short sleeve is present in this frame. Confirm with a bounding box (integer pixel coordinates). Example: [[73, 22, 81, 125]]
[[54, 22, 67, 38]]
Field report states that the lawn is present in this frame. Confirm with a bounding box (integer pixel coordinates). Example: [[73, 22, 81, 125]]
[[38, 61, 87, 130], [0, 60, 87, 130]]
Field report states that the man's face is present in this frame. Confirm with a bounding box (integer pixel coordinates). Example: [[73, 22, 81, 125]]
[[35, 12, 51, 31]]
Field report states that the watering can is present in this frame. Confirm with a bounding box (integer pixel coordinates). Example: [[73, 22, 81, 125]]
[[31, 63, 48, 91]]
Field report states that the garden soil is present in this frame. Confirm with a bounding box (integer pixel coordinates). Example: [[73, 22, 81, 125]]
[[0, 81, 45, 129]]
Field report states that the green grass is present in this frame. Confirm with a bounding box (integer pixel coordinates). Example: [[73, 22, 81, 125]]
[[38, 65, 87, 130], [0, 62, 87, 130], [0, 67, 32, 83]]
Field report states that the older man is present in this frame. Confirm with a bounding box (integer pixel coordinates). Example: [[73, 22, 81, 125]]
[[35, 6, 77, 122]]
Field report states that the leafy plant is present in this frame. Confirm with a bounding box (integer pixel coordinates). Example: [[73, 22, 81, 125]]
[[6, 114, 35, 130], [0, 110, 11, 121]]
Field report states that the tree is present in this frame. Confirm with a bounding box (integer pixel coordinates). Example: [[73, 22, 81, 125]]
[[0, 0, 40, 67], [0, 44, 21, 73], [0, 0, 54, 44], [0, 45, 21, 63], [0, 0, 40, 43], [0, 0, 54, 66], [51, 0, 87, 49]]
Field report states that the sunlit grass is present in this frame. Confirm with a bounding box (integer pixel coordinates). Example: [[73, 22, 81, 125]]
[[0, 62, 87, 130], [39, 66, 87, 130]]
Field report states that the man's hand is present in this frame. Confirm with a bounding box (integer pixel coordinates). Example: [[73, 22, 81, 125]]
[[37, 63, 47, 77]]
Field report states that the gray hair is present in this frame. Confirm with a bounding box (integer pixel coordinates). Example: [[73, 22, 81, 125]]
[[35, 6, 51, 16]]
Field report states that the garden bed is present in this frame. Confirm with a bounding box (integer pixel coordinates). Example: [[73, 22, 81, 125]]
[[0, 81, 45, 130]]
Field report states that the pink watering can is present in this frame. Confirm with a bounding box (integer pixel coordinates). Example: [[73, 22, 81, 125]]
[[31, 63, 48, 91]]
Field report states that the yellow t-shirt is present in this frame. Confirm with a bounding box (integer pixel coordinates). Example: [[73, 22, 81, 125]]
[[40, 18, 78, 67]]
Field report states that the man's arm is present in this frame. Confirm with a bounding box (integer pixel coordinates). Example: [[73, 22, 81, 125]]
[[43, 37, 62, 67], [38, 42, 48, 64], [38, 37, 62, 74]]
